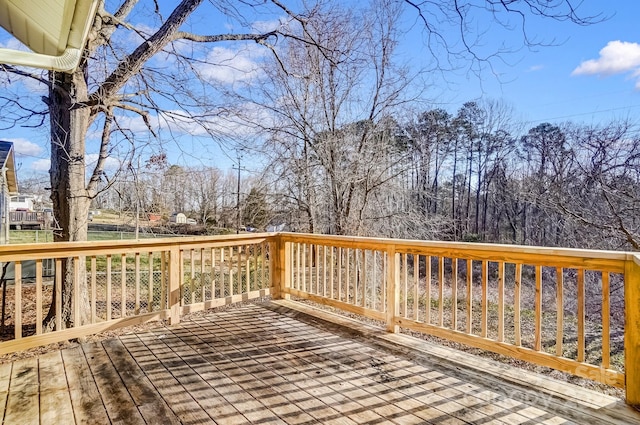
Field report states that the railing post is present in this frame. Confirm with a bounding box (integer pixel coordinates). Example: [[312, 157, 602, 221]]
[[270, 235, 289, 300], [168, 246, 181, 325], [625, 255, 640, 407], [386, 245, 399, 333]]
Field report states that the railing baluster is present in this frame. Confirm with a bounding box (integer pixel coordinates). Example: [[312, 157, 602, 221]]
[[414, 254, 419, 321], [330, 247, 335, 300], [373, 251, 379, 311], [211, 247, 216, 298], [121, 253, 127, 317], [220, 248, 225, 296], [403, 253, 408, 318], [261, 242, 266, 290], [168, 246, 181, 324], [577, 268, 585, 362], [147, 252, 154, 313], [362, 250, 368, 309], [295, 242, 301, 291], [301, 243, 306, 293], [93, 256, 99, 319], [438, 257, 444, 327], [452, 258, 458, 331], [190, 249, 196, 304], [555, 267, 563, 356], [315, 245, 320, 295], [14, 261, 21, 339], [338, 247, 343, 302], [161, 251, 167, 309], [134, 253, 140, 315], [345, 248, 350, 304], [202, 248, 207, 300], [308, 244, 313, 294], [237, 245, 243, 294], [55, 259, 62, 330], [481, 260, 488, 338], [602, 271, 610, 369], [252, 246, 257, 293], [535, 265, 542, 351], [321, 246, 326, 297], [179, 250, 185, 304], [385, 247, 399, 333], [228, 247, 234, 296], [352, 249, 358, 304], [147, 252, 154, 312], [466, 259, 472, 334], [35, 260, 43, 335], [106, 255, 112, 321], [74, 257, 81, 326], [244, 245, 249, 293], [425, 255, 431, 325], [498, 261, 505, 342], [382, 251, 387, 310], [514, 263, 522, 346]]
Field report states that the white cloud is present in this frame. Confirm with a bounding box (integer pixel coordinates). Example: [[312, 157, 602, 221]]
[[7, 138, 44, 157], [114, 114, 156, 134], [158, 104, 272, 139], [86, 154, 122, 172], [527, 65, 544, 72], [30, 155, 122, 174], [252, 19, 282, 33], [197, 45, 265, 84], [31, 159, 50, 172], [572, 41, 640, 79]]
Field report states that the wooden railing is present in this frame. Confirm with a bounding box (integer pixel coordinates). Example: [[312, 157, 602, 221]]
[[274, 233, 640, 406], [0, 234, 272, 354], [0, 232, 637, 406]]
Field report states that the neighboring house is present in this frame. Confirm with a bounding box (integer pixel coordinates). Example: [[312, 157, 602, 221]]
[[9, 195, 35, 211], [0, 141, 18, 244]]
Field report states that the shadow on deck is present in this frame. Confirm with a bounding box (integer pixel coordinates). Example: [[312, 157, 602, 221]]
[[1, 300, 638, 424]]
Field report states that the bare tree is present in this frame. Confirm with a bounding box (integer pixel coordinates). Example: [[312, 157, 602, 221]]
[[0, 0, 601, 326], [0, 0, 329, 328]]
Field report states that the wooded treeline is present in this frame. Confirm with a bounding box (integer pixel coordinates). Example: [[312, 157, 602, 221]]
[[85, 102, 639, 252], [262, 102, 640, 251]]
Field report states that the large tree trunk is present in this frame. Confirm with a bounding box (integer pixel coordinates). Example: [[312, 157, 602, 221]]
[[44, 68, 91, 329]]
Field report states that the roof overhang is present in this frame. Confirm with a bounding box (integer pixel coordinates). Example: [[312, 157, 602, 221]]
[[0, 0, 98, 72], [0, 142, 18, 194]]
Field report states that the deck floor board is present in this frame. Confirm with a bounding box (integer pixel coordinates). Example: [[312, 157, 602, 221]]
[[1, 301, 638, 424]]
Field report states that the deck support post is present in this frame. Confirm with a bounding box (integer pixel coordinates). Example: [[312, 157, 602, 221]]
[[168, 246, 181, 325], [625, 255, 640, 407], [386, 245, 399, 333], [270, 235, 289, 300]]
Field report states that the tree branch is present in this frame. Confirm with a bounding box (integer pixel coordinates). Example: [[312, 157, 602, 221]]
[[171, 31, 277, 43], [90, 0, 205, 104]]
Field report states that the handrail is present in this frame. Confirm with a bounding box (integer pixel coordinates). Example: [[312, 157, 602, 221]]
[[0, 234, 273, 354], [274, 233, 638, 407], [0, 232, 637, 406]]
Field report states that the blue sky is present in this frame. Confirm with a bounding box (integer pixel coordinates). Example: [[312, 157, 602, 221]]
[[1, 1, 640, 178], [420, 1, 640, 126]]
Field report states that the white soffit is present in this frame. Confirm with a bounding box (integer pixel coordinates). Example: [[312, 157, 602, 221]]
[[0, 0, 98, 72]]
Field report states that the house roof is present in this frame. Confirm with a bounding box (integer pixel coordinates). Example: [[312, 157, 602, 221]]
[[0, 141, 18, 194], [0, 0, 98, 72]]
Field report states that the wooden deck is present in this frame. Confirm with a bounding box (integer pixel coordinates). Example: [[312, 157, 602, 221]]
[[1, 301, 638, 425]]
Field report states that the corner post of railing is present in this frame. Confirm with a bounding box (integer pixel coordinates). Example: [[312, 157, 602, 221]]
[[625, 254, 640, 407], [385, 245, 399, 333], [270, 234, 290, 300], [167, 246, 182, 325]]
